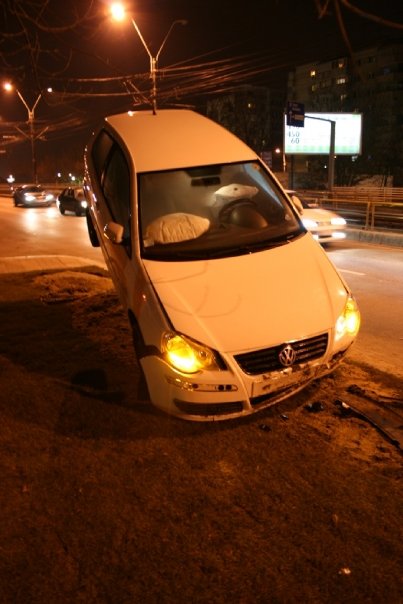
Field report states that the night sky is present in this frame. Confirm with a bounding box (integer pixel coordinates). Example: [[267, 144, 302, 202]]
[[1, 0, 403, 177]]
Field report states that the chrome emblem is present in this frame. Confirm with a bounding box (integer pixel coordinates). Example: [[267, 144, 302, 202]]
[[278, 344, 297, 367]]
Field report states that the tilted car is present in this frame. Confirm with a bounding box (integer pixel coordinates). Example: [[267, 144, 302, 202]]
[[286, 190, 346, 243], [84, 109, 360, 421], [13, 184, 55, 207], [57, 186, 88, 216]]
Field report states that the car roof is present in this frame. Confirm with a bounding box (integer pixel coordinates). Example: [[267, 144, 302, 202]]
[[102, 109, 257, 173]]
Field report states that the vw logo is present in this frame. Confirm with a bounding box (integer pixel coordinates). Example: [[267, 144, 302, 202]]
[[278, 344, 297, 367]]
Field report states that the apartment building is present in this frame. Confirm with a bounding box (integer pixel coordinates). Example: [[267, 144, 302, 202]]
[[286, 41, 403, 185]]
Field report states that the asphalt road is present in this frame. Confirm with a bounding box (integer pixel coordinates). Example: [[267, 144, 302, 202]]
[[0, 197, 104, 266], [326, 241, 403, 379]]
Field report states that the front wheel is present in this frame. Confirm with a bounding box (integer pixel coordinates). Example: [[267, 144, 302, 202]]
[[59, 206, 65, 215]]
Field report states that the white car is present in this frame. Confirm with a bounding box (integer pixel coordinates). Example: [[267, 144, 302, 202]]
[[84, 109, 360, 421], [286, 190, 346, 243], [13, 184, 55, 207]]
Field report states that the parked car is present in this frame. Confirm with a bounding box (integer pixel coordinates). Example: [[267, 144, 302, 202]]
[[286, 190, 346, 243], [13, 184, 55, 207], [84, 109, 360, 421], [57, 187, 88, 216]]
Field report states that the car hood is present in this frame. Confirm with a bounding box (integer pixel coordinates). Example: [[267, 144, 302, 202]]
[[143, 234, 347, 353]]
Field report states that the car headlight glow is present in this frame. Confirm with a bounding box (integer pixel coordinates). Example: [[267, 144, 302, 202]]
[[24, 194, 35, 201], [335, 296, 360, 340], [45, 194, 54, 201], [80, 200, 88, 208], [163, 332, 219, 374], [302, 218, 318, 229], [331, 216, 346, 226]]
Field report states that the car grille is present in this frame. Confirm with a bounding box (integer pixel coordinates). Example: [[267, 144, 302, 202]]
[[174, 399, 244, 417], [234, 333, 328, 375]]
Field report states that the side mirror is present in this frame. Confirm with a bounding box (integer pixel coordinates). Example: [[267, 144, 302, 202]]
[[104, 221, 124, 244], [291, 194, 304, 215]]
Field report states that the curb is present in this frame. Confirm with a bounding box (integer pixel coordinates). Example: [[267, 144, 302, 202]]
[[346, 228, 403, 248], [0, 255, 107, 275]]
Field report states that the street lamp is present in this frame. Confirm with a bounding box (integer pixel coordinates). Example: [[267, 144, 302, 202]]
[[110, 3, 187, 113], [3, 82, 52, 183]]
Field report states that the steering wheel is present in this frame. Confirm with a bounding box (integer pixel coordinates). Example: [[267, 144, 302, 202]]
[[218, 199, 258, 224]]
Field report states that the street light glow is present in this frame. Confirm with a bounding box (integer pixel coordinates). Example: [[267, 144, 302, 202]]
[[110, 2, 126, 22], [2, 82, 52, 183], [108, 7, 186, 113]]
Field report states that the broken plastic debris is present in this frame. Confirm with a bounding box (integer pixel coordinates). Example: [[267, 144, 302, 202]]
[[305, 401, 325, 413], [259, 423, 271, 432], [334, 399, 353, 417]]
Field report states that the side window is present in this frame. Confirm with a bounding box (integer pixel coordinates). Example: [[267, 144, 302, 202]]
[[91, 130, 114, 182], [102, 144, 131, 246]]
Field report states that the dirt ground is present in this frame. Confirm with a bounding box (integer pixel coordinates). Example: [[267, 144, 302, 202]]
[[0, 267, 402, 604]]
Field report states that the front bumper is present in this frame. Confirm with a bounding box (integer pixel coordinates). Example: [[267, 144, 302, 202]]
[[141, 338, 351, 421]]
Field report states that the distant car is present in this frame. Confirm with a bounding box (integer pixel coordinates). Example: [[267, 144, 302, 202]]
[[57, 187, 88, 216], [286, 190, 346, 243], [13, 184, 55, 207]]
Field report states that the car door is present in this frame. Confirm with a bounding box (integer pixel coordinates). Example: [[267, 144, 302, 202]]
[[92, 135, 132, 304], [58, 188, 68, 211], [66, 188, 75, 212]]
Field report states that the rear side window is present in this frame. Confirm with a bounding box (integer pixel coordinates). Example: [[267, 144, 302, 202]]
[[102, 145, 131, 234], [91, 130, 114, 182], [91, 130, 132, 251]]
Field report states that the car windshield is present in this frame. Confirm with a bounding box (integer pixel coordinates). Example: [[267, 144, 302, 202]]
[[138, 161, 303, 260], [24, 186, 42, 193]]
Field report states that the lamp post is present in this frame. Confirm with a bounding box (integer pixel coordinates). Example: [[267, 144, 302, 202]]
[[110, 3, 186, 113], [3, 82, 52, 183]]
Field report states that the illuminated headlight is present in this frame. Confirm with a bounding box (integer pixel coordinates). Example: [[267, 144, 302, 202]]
[[24, 194, 35, 201], [335, 296, 360, 340], [302, 218, 318, 229], [331, 216, 346, 226], [162, 332, 220, 374], [80, 200, 88, 209], [45, 194, 54, 201]]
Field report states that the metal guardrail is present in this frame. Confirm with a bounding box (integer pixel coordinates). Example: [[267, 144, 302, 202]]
[[300, 188, 403, 232], [331, 187, 403, 203]]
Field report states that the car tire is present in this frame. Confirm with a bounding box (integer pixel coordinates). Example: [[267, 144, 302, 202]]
[[60, 206, 65, 215]]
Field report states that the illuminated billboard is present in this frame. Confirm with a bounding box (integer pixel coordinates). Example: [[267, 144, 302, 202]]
[[284, 112, 362, 155]]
